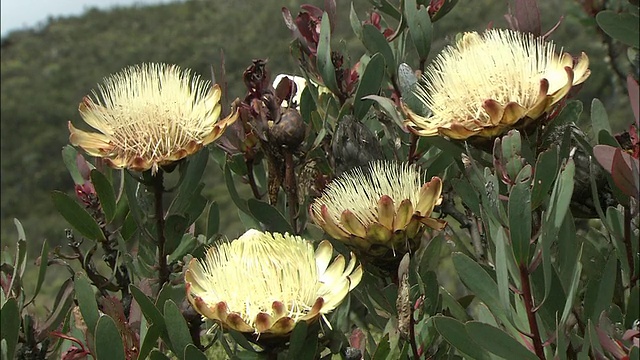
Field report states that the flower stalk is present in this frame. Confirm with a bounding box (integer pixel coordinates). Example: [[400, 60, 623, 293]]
[[152, 170, 169, 292], [519, 263, 545, 359]]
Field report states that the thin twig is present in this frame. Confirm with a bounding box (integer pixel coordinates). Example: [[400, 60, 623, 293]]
[[623, 203, 636, 287], [283, 151, 298, 234]]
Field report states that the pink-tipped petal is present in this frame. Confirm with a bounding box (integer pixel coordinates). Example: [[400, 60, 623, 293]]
[[340, 210, 367, 238], [377, 195, 395, 230]]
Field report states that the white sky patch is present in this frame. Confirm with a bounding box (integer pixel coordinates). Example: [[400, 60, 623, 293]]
[[1, 0, 178, 37]]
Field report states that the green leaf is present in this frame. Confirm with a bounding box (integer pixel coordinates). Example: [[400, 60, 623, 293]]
[[353, 53, 385, 120], [397, 62, 429, 117], [625, 285, 639, 329], [557, 212, 578, 288], [52, 190, 105, 241], [130, 285, 168, 342], [596, 10, 640, 48], [509, 165, 532, 263], [183, 344, 207, 360], [62, 145, 86, 185], [90, 169, 116, 223], [432, 317, 490, 360], [95, 315, 126, 360], [138, 324, 161, 360], [451, 178, 481, 215], [163, 300, 192, 360], [167, 234, 197, 263], [316, 12, 340, 95], [466, 321, 538, 360], [363, 95, 404, 128], [452, 253, 511, 324], [590, 98, 612, 139], [546, 159, 576, 234], [540, 159, 575, 304], [287, 321, 308, 360], [228, 329, 256, 352], [405, 0, 432, 60], [0, 298, 20, 360], [531, 145, 558, 209], [439, 287, 470, 321], [149, 349, 171, 360], [493, 225, 512, 324], [361, 24, 396, 76], [560, 244, 583, 324], [75, 274, 100, 335], [371, 334, 392, 360], [169, 148, 208, 216], [501, 130, 524, 181], [247, 199, 293, 234], [206, 201, 220, 239], [35, 278, 74, 341], [584, 255, 617, 322], [8, 230, 27, 297], [349, 3, 362, 38], [123, 171, 146, 229], [224, 163, 249, 215], [164, 215, 189, 256], [28, 240, 49, 304]]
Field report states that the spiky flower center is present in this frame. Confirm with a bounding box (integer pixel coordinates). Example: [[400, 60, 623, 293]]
[[189, 230, 320, 325], [82, 63, 217, 162], [312, 161, 423, 226], [415, 29, 565, 125]]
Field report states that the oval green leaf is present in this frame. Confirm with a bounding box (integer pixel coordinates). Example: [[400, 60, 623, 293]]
[[466, 321, 538, 360], [90, 169, 116, 223], [51, 190, 105, 241], [353, 53, 385, 120], [163, 300, 192, 360], [75, 274, 100, 335], [247, 199, 293, 234], [95, 315, 126, 360]]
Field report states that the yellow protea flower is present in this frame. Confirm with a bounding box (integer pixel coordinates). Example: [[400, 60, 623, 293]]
[[68, 63, 237, 173], [185, 229, 362, 337], [310, 161, 445, 264], [404, 29, 590, 140]]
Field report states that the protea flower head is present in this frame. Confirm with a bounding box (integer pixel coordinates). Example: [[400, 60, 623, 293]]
[[404, 29, 590, 140], [68, 63, 238, 173], [185, 229, 362, 338], [310, 161, 445, 265]]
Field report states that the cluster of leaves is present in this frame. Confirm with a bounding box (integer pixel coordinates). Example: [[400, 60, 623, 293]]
[[1, 0, 639, 359]]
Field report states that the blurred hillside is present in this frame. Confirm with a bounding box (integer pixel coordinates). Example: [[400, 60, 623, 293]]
[[0, 0, 633, 254]]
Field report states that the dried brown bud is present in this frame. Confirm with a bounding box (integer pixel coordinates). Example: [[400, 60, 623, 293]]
[[268, 108, 306, 150]]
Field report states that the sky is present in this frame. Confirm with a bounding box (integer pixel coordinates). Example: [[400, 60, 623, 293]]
[[1, 0, 176, 37]]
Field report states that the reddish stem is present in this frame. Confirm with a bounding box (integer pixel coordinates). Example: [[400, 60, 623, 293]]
[[519, 264, 545, 359]]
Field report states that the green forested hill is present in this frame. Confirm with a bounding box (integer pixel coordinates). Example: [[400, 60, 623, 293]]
[[0, 0, 632, 253]]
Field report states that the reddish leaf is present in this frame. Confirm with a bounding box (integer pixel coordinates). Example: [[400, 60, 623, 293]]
[[593, 144, 617, 173], [505, 0, 541, 36], [612, 148, 639, 198]]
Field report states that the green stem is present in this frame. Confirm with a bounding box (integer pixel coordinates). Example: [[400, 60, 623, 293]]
[[153, 170, 169, 292]]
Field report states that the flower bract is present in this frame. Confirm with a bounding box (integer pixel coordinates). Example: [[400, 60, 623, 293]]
[[404, 29, 590, 140], [310, 161, 445, 264], [185, 229, 362, 337], [68, 63, 237, 173]]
